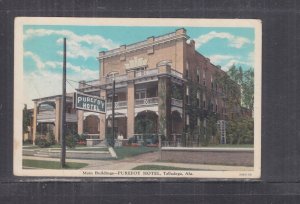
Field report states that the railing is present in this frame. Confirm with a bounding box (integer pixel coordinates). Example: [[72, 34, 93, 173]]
[[171, 98, 183, 107], [37, 111, 55, 121], [171, 69, 183, 78], [83, 79, 100, 87], [135, 97, 158, 106], [135, 68, 158, 77], [105, 74, 128, 83], [37, 112, 77, 122], [106, 101, 128, 110], [161, 134, 182, 147]]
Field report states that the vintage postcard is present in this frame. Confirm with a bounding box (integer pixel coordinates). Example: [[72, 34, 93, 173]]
[[14, 17, 261, 179]]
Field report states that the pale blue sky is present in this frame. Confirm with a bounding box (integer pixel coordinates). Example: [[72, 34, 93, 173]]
[[23, 25, 255, 108]]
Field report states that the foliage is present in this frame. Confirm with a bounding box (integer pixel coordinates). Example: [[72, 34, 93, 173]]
[[35, 131, 56, 148], [23, 139, 33, 145], [23, 104, 31, 133], [226, 117, 254, 144], [35, 135, 51, 148], [65, 133, 87, 149], [171, 83, 183, 100], [47, 131, 56, 145], [135, 117, 155, 134], [214, 64, 254, 145], [65, 134, 76, 148], [215, 65, 254, 113]]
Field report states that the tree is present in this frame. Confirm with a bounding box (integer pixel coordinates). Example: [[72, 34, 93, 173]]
[[23, 104, 31, 134], [214, 64, 254, 144]]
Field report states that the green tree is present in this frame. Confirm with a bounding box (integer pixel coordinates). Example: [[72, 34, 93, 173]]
[[226, 116, 254, 144], [214, 64, 254, 144], [23, 104, 31, 134]]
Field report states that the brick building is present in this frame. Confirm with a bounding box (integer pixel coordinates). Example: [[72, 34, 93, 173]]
[[76, 28, 240, 143], [30, 28, 241, 144]]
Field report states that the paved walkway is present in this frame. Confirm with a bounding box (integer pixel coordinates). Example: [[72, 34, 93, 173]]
[[23, 151, 253, 171]]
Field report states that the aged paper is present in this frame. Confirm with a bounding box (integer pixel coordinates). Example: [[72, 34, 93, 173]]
[[14, 17, 261, 179]]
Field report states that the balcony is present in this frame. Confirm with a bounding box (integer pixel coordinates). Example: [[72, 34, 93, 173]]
[[106, 101, 128, 110], [79, 68, 184, 92], [171, 98, 183, 108], [135, 97, 158, 107], [135, 68, 158, 77], [37, 111, 77, 123]]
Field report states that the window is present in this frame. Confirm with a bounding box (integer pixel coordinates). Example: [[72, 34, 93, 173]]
[[135, 89, 147, 99], [197, 68, 200, 83], [203, 119, 207, 137], [185, 61, 189, 78], [197, 91, 200, 107], [186, 86, 190, 104], [202, 93, 206, 109], [186, 114, 189, 125], [197, 117, 200, 126], [203, 71, 206, 86]]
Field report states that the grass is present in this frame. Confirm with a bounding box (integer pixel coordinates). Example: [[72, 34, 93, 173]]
[[23, 159, 88, 169], [132, 165, 201, 171], [114, 146, 159, 160]]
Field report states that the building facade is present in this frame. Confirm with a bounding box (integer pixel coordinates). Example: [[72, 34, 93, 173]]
[[78, 28, 237, 142]]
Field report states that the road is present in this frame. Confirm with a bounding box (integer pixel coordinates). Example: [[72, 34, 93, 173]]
[[23, 151, 253, 171]]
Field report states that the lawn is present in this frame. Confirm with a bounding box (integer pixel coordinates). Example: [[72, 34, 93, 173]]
[[132, 165, 201, 171], [23, 159, 88, 169], [114, 146, 159, 160]]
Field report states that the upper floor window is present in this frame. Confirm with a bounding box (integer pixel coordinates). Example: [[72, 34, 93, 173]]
[[197, 91, 200, 107], [186, 114, 190, 125], [185, 61, 189, 78], [197, 68, 200, 83], [203, 71, 206, 86], [135, 89, 147, 99]]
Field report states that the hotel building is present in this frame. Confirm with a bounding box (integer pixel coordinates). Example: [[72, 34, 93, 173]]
[[31, 28, 240, 144]]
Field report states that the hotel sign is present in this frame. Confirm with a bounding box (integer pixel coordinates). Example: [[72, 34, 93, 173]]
[[74, 92, 106, 113]]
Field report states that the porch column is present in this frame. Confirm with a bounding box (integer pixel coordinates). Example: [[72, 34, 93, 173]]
[[158, 65, 172, 139], [127, 74, 135, 137], [99, 90, 106, 140], [32, 101, 38, 145], [55, 97, 61, 143], [77, 110, 84, 135]]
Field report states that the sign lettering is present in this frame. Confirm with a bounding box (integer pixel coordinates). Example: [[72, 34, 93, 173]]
[[74, 92, 106, 113]]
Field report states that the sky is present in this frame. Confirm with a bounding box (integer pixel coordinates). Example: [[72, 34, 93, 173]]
[[23, 25, 255, 108]]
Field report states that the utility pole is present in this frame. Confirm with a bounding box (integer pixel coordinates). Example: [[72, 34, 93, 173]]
[[111, 78, 115, 147], [60, 38, 67, 168], [109, 72, 118, 147]]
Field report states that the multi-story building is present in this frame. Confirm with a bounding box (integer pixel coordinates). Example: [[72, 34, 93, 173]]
[[76, 28, 239, 142], [30, 28, 241, 144]]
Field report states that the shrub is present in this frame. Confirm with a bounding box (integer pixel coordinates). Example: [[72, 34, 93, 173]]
[[66, 134, 76, 149], [23, 139, 33, 145], [47, 132, 56, 145], [35, 136, 51, 148]]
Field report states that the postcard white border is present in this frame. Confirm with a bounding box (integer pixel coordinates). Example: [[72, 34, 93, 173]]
[[14, 17, 261, 179]]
